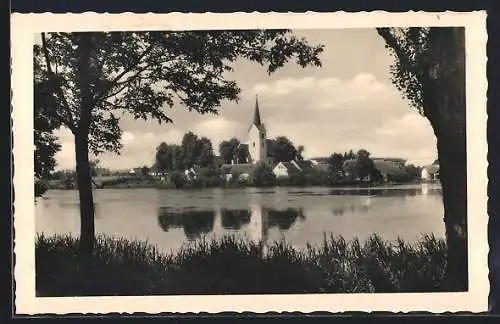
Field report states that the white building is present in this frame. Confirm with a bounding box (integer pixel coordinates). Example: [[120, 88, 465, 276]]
[[273, 160, 305, 178], [421, 163, 440, 181]]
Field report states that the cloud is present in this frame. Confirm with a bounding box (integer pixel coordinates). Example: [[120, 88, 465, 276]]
[[54, 140, 76, 170], [121, 132, 136, 145], [192, 117, 245, 153], [53, 128, 185, 170], [251, 73, 399, 114], [372, 113, 437, 164], [375, 112, 433, 137], [260, 106, 436, 165]]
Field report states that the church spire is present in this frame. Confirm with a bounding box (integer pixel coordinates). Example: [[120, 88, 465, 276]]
[[253, 95, 262, 126]]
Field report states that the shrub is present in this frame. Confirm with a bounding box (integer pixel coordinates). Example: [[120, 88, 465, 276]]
[[289, 172, 307, 186], [250, 162, 276, 187], [100, 177, 132, 187], [169, 171, 187, 189]]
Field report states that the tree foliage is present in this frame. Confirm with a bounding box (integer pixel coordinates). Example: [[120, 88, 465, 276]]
[[180, 132, 215, 168], [343, 150, 356, 161], [89, 159, 100, 177], [297, 145, 305, 161], [377, 28, 430, 116], [327, 153, 344, 176], [355, 149, 377, 180], [268, 136, 302, 164], [250, 162, 276, 187], [155, 142, 183, 172], [219, 138, 242, 164], [155, 132, 215, 173], [34, 60, 62, 197]]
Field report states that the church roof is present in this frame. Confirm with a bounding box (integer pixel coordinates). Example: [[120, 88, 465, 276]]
[[253, 96, 262, 126], [248, 96, 266, 132]]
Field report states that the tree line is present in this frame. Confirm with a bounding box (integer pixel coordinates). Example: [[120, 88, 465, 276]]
[[153, 131, 422, 189], [154, 133, 307, 173]]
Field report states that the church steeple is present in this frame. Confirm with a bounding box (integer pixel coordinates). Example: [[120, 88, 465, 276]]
[[247, 94, 267, 164], [253, 95, 262, 126]]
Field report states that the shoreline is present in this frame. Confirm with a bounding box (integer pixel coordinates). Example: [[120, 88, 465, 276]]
[[43, 179, 440, 191]]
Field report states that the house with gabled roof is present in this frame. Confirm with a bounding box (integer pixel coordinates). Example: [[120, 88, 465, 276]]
[[272, 159, 314, 178], [421, 160, 440, 181], [273, 161, 301, 178]]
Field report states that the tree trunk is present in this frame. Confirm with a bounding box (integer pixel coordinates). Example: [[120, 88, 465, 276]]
[[75, 33, 95, 257], [75, 133, 95, 256], [436, 131, 468, 291], [426, 27, 468, 291]]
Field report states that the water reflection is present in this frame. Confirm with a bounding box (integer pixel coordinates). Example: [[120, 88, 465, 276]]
[[220, 209, 252, 230], [37, 184, 445, 253], [59, 202, 81, 209], [327, 187, 442, 197], [267, 208, 305, 230], [57, 201, 102, 218], [156, 205, 307, 241], [248, 204, 269, 245], [331, 204, 370, 216], [157, 207, 215, 240]]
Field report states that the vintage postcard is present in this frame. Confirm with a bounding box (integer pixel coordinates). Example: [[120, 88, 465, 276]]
[[11, 11, 488, 314]]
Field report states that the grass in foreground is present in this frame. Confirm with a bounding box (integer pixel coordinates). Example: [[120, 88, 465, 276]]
[[35, 233, 450, 296]]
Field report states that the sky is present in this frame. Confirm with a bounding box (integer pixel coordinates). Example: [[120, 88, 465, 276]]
[[50, 28, 437, 171]]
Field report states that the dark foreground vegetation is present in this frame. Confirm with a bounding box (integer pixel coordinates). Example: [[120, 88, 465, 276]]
[[36, 233, 452, 296]]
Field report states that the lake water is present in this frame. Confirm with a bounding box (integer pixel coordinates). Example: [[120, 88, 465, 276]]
[[35, 184, 444, 253]]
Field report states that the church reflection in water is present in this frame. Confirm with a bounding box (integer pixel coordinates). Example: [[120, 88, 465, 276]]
[[156, 204, 306, 243]]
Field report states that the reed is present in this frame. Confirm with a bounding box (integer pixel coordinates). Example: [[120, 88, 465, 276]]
[[35, 232, 449, 296]]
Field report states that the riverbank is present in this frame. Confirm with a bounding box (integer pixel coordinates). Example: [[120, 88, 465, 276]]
[[43, 176, 431, 191], [36, 233, 451, 296]]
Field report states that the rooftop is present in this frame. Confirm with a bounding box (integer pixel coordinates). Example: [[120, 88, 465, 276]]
[[278, 161, 301, 174]]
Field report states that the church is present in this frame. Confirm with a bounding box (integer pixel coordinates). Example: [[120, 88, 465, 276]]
[[220, 96, 274, 180], [237, 96, 274, 165]]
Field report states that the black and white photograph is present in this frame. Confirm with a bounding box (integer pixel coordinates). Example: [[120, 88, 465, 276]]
[[12, 12, 488, 314]]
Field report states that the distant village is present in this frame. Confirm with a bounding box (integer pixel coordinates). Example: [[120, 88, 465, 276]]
[[47, 98, 440, 189]]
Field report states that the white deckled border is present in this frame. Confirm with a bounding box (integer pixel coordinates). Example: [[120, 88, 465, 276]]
[[11, 11, 489, 314]]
